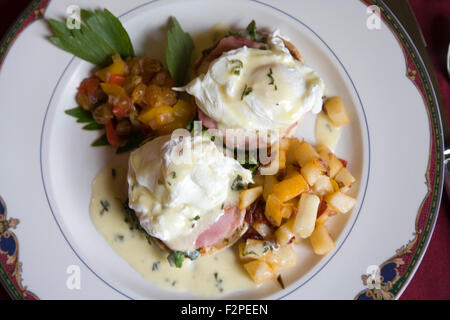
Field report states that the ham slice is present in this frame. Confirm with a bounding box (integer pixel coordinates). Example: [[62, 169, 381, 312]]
[[195, 205, 245, 248], [198, 108, 218, 129], [204, 36, 266, 63]]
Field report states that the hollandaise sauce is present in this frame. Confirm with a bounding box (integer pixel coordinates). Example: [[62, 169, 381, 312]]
[[315, 111, 341, 151], [90, 164, 255, 296]]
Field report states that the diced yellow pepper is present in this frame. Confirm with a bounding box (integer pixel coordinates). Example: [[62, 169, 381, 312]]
[[96, 54, 127, 81], [100, 82, 126, 98]]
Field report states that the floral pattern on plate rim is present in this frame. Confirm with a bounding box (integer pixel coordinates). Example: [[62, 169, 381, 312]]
[[355, 0, 443, 300]]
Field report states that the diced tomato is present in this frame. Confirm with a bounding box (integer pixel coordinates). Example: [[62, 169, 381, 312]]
[[339, 158, 348, 168], [112, 97, 133, 118], [105, 120, 122, 147], [108, 74, 126, 86], [77, 77, 100, 96]]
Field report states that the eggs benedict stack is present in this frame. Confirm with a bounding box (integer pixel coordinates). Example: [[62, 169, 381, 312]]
[[180, 29, 325, 145], [127, 134, 253, 255]]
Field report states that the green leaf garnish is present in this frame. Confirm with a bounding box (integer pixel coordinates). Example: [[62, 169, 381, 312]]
[[116, 131, 145, 154], [246, 20, 257, 41], [48, 9, 134, 66], [165, 17, 194, 86], [82, 122, 104, 130], [65, 106, 105, 133]]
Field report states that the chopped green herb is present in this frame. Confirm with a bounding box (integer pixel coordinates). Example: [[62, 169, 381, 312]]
[[158, 179, 163, 185], [166, 17, 194, 86], [152, 261, 161, 271], [263, 241, 274, 253], [230, 59, 243, 75], [167, 250, 185, 268], [241, 84, 253, 100], [214, 272, 224, 292], [267, 68, 275, 85], [225, 30, 243, 38], [114, 234, 124, 242], [185, 250, 200, 261], [242, 250, 256, 257], [171, 171, 177, 179], [231, 175, 245, 191], [100, 200, 110, 215]]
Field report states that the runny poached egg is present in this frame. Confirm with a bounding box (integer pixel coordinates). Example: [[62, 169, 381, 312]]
[[127, 134, 253, 252]]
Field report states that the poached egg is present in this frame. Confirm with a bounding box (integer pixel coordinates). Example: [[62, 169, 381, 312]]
[[181, 32, 325, 135], [127, 134, 253, 251]]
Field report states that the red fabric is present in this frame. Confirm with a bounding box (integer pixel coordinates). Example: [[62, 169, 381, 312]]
[[0, 0, 448, 300], [400, 0, 450, 300]]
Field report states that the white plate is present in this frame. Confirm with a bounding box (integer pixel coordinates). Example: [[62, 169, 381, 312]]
[[0, 0, 444, 300]]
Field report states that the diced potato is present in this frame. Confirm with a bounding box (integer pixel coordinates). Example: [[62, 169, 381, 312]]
[[286, 138, 302, 165], [334, 167, 356, 190], [319, 148, 344, 178], [292, 193, 320, 238], [272, 173, 309, 202], [330, 179, 340, 192], [325, 191, 356, 214], [313, 175, 334, 195], [265, 194, 283, 226], [275, 218, 296, 246], [294, 140, 320, 167], [285, 164, 300, 179], [310, 224, 336, 255], [315, 213, 329, 226], [300, 158, 328, 186], [324, 97, 350, 127], [263, 245, 297, 274], [243, 260, 275, 285], [239, 186, 263, 210], [263, 175, 278, 201], [239, 239, 270, 260], [253, 222, 274, 238]]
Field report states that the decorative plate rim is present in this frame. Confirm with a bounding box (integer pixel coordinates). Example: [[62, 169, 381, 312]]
[[0, 0, 444, 300]]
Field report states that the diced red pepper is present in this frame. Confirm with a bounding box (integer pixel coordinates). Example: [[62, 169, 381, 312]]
[[105, 120, 122, 147], [112, 105, 128, 117], [77, 77, 100, 97], [108, 74, 126, 86]]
